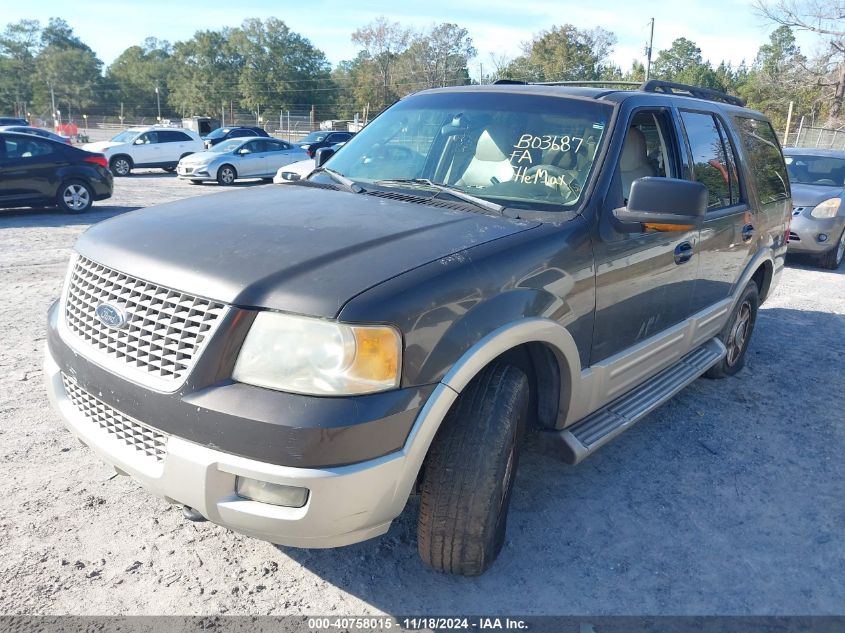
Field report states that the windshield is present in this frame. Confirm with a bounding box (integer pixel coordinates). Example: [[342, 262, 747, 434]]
[[209, 139, 243, 153], [785, 154, 845, 187], [206, 127, 231, 139], [111, 130, 141, 143], [324, 91, 612, 211], [301, 131, 327, 143]]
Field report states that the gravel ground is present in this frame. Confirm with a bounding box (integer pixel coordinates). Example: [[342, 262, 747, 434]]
[[0, 172, 843, 616]]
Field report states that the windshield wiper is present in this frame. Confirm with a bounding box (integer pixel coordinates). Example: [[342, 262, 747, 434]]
[[311, 167, 365, 193], [374, 178, 504, 214]]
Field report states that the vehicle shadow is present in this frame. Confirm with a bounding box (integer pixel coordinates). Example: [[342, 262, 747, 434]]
[[279, 306, 845, 615], [785, 253, 845, 275], [0, 205, 140, 229]]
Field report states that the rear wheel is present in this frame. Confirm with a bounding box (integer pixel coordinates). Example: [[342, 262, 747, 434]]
[[57, 180, 93, 213], [705, 280, 759, 378], [417, 362, 528, 576], [109, 155, 132, 177], [818, 228, 845, 269], [217, 164, 237, 185]]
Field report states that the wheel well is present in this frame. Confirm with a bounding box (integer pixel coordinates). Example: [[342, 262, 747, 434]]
[[110, 154, 132, 165], [751, 261, 773, 302]]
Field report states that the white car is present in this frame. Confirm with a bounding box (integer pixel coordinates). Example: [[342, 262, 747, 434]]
[[177, 137, 309, 185], [82, 126, 204, 176], [273, 157, 316, 184]]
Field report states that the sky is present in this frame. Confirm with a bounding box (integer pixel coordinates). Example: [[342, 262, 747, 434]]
[[2, 0, 821, 75]]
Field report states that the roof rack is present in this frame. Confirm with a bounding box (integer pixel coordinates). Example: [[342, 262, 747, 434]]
[[639, 79, 746, 107], [493, 79, 640, 88], [492, 77, 746, 107]]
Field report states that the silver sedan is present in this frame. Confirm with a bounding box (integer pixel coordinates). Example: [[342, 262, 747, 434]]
[[784, 148, 845, 269], [177, 137, 308, 185]]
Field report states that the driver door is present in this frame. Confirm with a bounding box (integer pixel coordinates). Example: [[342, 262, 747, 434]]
[[236, 140, 267, 177], [590, 108, 700, 394], [132, 131, 160, 166]]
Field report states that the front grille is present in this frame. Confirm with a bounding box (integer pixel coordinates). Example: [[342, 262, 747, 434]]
[[62, 373, 168, 463], [64, 256, 226, 388], [789, 231, 800, 242], [793, 207, 805, 216]]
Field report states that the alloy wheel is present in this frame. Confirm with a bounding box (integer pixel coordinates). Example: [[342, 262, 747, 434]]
[[62, 184, 90, 212], [726, 302, 751, 366]]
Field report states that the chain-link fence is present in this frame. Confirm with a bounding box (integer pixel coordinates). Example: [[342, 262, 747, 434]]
[[784, 125, 845, 151]]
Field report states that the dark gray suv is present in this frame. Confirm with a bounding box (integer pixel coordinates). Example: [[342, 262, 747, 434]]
[[44, 80, 792, 576]]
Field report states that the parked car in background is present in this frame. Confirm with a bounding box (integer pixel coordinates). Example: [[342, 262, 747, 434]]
[[177, 137, 308, 185], [0, 117, 28, 126], [82, 126, 204, 176], [0, 131, 112, 213], [0, 125, 71, 144], [298, 130, 354, 157], [273, 141, 347, 184], [784, 148, 845, 269], [203, 126, 269, 149]]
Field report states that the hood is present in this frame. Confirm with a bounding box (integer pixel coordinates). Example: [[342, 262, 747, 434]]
[[82, 140, 122, 153], [790, 183, 845, 207], [181, 151, 217, 164], [75, 185, 539, 317]]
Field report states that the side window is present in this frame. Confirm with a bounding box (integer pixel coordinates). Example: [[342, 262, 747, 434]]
[[679, 111, 733, 210], [714, 117, 741, 206], [733, 117, 789, 204], [618, 109, 676, 201], [242, 141, 262, 153], [5, 137, 53, 159], [138, 132, 159, 144], [162, 131, 191, 142]]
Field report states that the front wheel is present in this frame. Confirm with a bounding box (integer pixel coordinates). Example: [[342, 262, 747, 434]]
[[705, 280, 759, 378], [57, 180, 93, 213], [217, 164, 237, 185], [162, 166, 176, 173], [109, 156, 132, 177], [818, 228, 845, 270], [417, 362, 529, 576]]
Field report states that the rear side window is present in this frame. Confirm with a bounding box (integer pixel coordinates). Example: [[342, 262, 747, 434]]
[[4, 137, 55, 159], [160, 131, 192, 142], [679, 111, 736, 210], [734, 117, 789, 204]]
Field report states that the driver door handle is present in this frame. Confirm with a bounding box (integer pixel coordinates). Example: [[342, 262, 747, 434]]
[[674, 241, 694, 265], [741, 224, 754, 242]]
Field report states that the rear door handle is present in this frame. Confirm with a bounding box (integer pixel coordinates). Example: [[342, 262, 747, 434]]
[[741, 224, 754, 242], [674, 241, 693, 265]]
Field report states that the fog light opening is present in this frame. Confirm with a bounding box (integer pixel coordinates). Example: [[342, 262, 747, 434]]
[[818, 233, 829, 243], [235, 476, 309, 508]]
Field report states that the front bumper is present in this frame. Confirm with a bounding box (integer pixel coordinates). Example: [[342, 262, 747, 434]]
[[177, 164, 214, 180], [45, 343, 416, 547], [787, 212, 845, 254]]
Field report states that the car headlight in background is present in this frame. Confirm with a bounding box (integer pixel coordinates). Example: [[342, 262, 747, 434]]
[[811, 198, 841, 218], [232, 311, 401, 395]]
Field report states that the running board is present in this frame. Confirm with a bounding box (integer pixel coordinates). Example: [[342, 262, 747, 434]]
[[545, 339, 726, 465]]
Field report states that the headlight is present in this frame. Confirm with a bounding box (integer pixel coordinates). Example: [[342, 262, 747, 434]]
[[811, 198, 841, 218], [232, 311, 401, 395]]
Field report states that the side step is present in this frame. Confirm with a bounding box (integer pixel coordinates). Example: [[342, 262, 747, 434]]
[[545, 338, 726, 464]]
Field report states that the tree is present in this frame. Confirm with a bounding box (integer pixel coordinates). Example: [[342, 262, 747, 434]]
[[107, 39, 174, 118], [652, 38, 721, 88], [756, 0, 845, 122], [504, 25, 618, 82], [351, 17, 410, 109], [397, 23, 476, 91], [0, 19, 41, 116]]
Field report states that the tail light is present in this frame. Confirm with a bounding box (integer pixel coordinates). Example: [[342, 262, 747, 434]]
[[84, 154, 109, 169]]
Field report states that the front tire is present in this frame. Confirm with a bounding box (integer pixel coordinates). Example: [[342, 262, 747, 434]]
[[217, 164, 237, 185], [705, 280, 759, 378], [162, 166, 176, 173], [56, 180, 93, 213], [109, 155, 132, 177], [417, 362, 529, 576], [818, 228, 845, 269]]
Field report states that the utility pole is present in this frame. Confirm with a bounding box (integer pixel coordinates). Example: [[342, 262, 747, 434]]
[[479, 62, 484, 85], [49, 83, 57, 130], [155, 85, 161, 122], [783, 101, 794, 146], [645, 18, 655, 82]]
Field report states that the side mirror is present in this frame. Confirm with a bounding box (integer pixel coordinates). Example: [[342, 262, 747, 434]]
[[315, 147, 335, 167], [133, 138, 144, 145], [613, 177, 707, 231], [237, 148, 250, 155], [280, 172, 301, 182]]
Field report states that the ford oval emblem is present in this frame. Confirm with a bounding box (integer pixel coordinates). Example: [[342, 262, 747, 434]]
[[95, 303, 127, 329]]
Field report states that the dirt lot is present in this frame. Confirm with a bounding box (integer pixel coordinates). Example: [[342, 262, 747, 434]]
[[0, 172, 843, 616]]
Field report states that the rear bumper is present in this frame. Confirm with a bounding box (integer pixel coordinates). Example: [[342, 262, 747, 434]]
[[787, 214, 845, 254], [45, 343, 416, 548]]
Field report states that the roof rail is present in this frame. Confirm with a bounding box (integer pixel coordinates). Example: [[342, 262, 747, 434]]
[[493, 79, 640, 88], [639, 79, 746, 107]]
